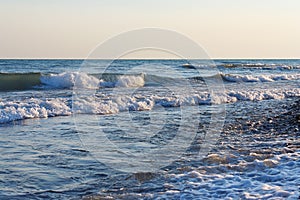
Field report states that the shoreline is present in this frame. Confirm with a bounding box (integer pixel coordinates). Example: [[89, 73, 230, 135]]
[[83, 97, 300, 199]]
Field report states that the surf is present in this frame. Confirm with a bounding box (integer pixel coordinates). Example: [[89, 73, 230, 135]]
[[0, 71, 299, 92]]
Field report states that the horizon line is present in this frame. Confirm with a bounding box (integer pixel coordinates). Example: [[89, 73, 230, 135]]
[[0, 57, 299, 60]]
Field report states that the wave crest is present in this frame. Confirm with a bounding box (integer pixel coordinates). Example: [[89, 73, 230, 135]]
[[40, 72, 100, 89], [221, 73, 300, 83]]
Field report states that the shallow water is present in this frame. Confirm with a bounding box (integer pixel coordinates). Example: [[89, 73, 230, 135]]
[[0, 59, 299, 199]]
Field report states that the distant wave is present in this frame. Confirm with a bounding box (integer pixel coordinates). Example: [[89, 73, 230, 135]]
[[219, 63, 300, 70], [181, 63, 197, 69], [189, 73, 300, 83], [180, 63, 300, 70], [220, 73, 300, 83]]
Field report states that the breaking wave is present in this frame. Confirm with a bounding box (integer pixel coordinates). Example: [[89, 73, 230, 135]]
[[221, 73, 300, 83], [219, 63, 300, 70], [1, 87, 300, 124], [0, 72, 146, 91], [1, 71, 299, 92]]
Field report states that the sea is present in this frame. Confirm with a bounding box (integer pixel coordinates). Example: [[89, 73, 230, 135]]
[[0, 59, 299, 199]]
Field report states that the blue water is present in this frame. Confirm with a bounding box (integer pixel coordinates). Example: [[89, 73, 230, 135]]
[[0, 59, 299, 199]]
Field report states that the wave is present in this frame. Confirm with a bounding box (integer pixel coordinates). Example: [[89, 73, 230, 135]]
[[0, 71, 299, 92], [220, 63, 300, 70], [0, 72, 146, 91], [181, 63, 197, 69], [99, 73, 145, 88], [0, 73, 41, 91], [0, 72, 198, 91], [40, 72, 100, 89], [180, 62, 300, 70], [221, 73, 300, 83], [1, 87, 300, 124]]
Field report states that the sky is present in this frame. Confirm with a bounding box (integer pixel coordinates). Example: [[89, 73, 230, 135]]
[[0, 0, 299, 59]]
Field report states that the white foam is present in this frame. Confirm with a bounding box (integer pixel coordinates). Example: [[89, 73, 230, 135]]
[[40, 72, 100, 89], [115, 74, 145, 88], [72, 98, 119, 115], [157, 150, 300, 199], [222, 63, 300, 70], [40, 72, 145, 90], [227, 88, 300, 101], [1, 86, 300, 124], [73, 96, 154, 115], [0, 99, 71, 124], [222, 73, 300, 83]]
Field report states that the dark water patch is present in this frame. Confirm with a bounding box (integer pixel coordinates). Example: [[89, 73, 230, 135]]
[[0, 73, 42, 91]]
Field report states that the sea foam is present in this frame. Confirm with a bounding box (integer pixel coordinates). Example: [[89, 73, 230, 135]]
[[1, 86, 300, 124], [40, 72, 100, 89], [40, 72, 145, 89], [0, 99, 71, 124], [222, 73, 300, 83]]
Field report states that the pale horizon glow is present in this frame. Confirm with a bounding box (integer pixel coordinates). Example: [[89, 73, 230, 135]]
[[0, 0, 299, 59]]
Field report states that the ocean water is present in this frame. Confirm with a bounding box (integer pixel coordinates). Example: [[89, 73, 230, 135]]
[[0, 59, 299, 199]]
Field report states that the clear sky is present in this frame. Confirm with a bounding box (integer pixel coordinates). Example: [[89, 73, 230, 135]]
[[0, 0, 299, 58]]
